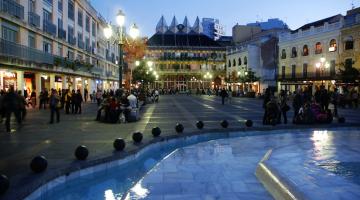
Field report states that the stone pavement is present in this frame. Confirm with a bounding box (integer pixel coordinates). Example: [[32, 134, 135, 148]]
[[0, 95, 359, 199]]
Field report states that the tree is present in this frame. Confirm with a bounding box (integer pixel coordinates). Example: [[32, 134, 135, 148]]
[[239, 70, 260, 83], [132, 61, 155, 84], [338, 60, 360, 83], [123, 38, 147, 64]]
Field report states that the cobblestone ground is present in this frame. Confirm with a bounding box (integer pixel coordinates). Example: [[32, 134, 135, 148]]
[[0, 95, 359, 199]]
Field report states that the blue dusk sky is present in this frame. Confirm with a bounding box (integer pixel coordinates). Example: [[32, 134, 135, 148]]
[[90, 0, 357, 37]]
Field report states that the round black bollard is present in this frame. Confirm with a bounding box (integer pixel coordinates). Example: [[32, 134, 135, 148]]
[[75, 145, 89, 160], [338, 117, 345, 123], [245, 120, 253, 127], [113, 138, 126, 151], [30, 155, 48, 173], [0, 174, 9, 195], [132, 132, 143, 143], [196, 121, 204, 129], [220, 120, 229, 128], [175, 123, 184, 133], [152, 127, 161, 137]]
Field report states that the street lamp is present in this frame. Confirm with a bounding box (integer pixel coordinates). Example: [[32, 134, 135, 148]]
[[315, 56, 330, 85], [103, 9, 139, 89]]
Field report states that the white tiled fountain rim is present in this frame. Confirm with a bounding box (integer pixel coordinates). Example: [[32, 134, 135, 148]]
[[24, 127, 358, 200]]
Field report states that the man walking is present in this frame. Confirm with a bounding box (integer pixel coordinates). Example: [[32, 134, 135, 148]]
[[3, 86, 21, 132], [49, 89, 60, 124], [220, 88, 227, 105]]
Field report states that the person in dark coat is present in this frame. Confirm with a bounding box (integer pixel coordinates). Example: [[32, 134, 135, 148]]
[[49, 89, 60, 124], [220, 88, 227, 105], [71, 90, 76, 114], [3, 86, 21, 132], [262, 88, 271, 125], [74, 89, 83, 114], [293, 89, 303, 120]]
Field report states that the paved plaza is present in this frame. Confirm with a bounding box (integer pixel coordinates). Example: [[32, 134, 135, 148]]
[[0, 95, 359, 199]]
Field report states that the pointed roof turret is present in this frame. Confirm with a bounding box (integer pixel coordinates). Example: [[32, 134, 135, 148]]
[[182, 16, 191, 33], [192, 16, 203, 34], [169, 16, 178, 33], [156, 15, 168, 33]]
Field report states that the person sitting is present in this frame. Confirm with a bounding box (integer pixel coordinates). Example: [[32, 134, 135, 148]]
[[264, 97, 280, 125]]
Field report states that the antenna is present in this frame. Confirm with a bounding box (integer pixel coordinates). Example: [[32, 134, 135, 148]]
[[351, 0, 355, 9]]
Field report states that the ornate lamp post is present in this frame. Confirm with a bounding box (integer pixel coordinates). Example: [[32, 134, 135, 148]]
[[103, 10, 139, 89], [315, 56, 330, 85]]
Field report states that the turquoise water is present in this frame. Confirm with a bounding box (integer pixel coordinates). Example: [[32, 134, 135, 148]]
[[32, 128, 360, 200]]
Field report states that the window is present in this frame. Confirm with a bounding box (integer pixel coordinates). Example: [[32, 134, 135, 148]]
[[281, 49, 286, 59], [244, 56, 247, 65], [29, 0, 35, 12], [303, 63, 307, 78], [44, 0, 52, 5], [228, 60, 231, 67], [1, 25, 18, 43], [233, 59, 236, 66], [85, 16, 90, 32], [238, 57, 242, 66], [58, 0, 63, 12], [345, 36, 354, 50], [58, 44, 63, 56], [43, 39, 52, 54], [315, 42, 322, 54], [330, 60, 336, 76], [92, 21, 96, 36], [302, 45, 309, 56], [292, 65, 296, 78], [291, 47, 297, 58], [78, 10, 83, 27], [281, 66, 285, 79], [43, 9, 52, 22], [58, 18, 63, 29], [28, 32, 36, 48], [329, 39, 337, 52], [67, 49, 74, 60], [68, 0, 74, 20]]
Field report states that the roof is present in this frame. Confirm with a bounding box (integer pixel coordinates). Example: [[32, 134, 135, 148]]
[[147, 32, 222, 48], [291, 14, 343, 33]]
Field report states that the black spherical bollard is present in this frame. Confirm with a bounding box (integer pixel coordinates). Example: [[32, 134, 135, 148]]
[[75, 145, 89, 160], [30, 156, 48, 173], [0, 174, 9, 195], [245, 120, 253, 127], [196, 121, 204, 129], [175, 123, 184, 133], [338, 117, 345, 123], [132, 132, 143, 143], [220, 120, 229, 128], [113, 138, 126, 151], [152, 127, 161, 137]]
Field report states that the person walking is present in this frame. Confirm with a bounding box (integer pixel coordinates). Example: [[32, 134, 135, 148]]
[[75, 89, 83, 114], [262, 88, 271, 125], [71, 90, 76, 114], [84, 88, 88, 103], [220, 88, 227, 105], [96, 90, 102, 106], [331, 88, 339, 117], [279, 90, 289, 124], [17, 91, 27, 121], [3, 86, 21, 132], [64, 89, 71, 114], [293, 89, 303, 120], [49, 89, 60, 124]]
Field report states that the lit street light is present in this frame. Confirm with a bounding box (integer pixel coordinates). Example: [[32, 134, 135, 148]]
[[315, 56, 330, 85], [104, 9, 139, 89]]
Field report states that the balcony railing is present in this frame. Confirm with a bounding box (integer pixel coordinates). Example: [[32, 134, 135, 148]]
[[92, 67, 103, 74], [0, 0, 24, 19], [58, 28, 66, 40], [278, 72, 335, 81], [43, 20, 57, 36], [28, 12, 40, 27], [85, 45, 91, 53], [0, 38, 53, 65], [78, 40, 84, 49], [68, 35, 76, 45]]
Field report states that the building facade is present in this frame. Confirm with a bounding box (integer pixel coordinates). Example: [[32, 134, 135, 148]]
[[278, 15, 344, 93], [202, 18, 225, 41], [146, 16, 226, 91], [247, 18, 288, 30], [226, 27, 289, 94], [0, 0, 119, 99]]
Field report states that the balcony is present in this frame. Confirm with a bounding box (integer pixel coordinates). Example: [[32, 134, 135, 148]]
[[78, 40, 84, 49], [92, 66, 103, 74], [28, 12, 40, 27], [0, 38, 53, 65], [58, 28, 66, 40], [43, 20, 57, 36], [68, 35, 76, 45], [85, 45, 91, 53], [0, 0, 24, 19]]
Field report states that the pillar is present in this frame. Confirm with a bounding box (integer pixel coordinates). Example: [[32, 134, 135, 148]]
[[72, 77, 76, 90], [16, 71, 24, 95], [62, 75, 67, 90], [81, 78, 85, 96], [35, 73, 42, 107], [50, 74, 55, 90]]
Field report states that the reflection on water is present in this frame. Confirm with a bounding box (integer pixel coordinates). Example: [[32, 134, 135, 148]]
[[311, 130, 335, 161], [319, 161, 360, 185]]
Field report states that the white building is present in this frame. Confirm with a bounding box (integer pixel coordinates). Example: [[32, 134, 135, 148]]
[[202, 18, 225, 41], [226, 28, 288, 94], [278, 15, 344, 93], [0, 0, 120, 99]]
